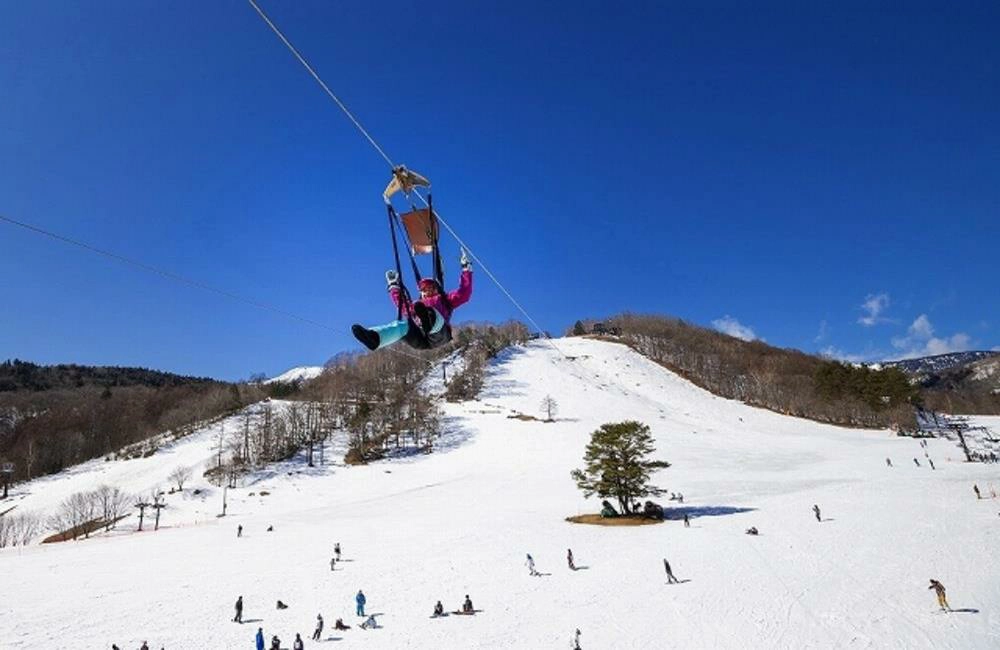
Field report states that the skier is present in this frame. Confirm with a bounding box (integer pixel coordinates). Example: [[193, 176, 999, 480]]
[[812, 504, 821, 522], [255, 628, 264, 650], [330, 557, 336, 571], [974, 484, 981, 499], [432, 601, 445, 617], [571, 628, 582, 650], [270, 635, 281, 650], [928, 458, 936, 470], [663, 558, 679, 584], [334, 542, 341, 562], [928, 579, 951, 611], [462, 594, 475, 614], [683, 514, 690, 528], [237, 524, 243, 537], [567, 548, 576, 571], [234, 595, 243, 623], [356, 589, 367, 616], [886, 458, 892, 468], [525, 553, 539, 576], [352, 251, 473, 351], [293, 633, 304, 650], [312, 614, 323, 641], [913, 458, 921, 467]]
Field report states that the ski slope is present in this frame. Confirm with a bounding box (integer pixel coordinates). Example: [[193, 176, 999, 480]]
[[3, 338, 999, 649]]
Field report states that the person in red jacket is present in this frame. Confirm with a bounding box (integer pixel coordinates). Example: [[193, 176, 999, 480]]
[[353, 250, 472, 351]]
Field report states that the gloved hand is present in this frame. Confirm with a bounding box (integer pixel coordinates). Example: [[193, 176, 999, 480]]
[[385, 269, 399, 288], [459, 248, 471, 270]]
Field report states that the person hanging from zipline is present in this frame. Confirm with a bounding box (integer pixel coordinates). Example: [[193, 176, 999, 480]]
[[352, 251, 472, 351], [352, 166, 473, 351]]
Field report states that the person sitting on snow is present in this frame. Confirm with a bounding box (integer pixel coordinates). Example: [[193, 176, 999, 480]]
[[352, 250, 472, 351], [432, 601, 445, 617], [462, 595, 474, 614]]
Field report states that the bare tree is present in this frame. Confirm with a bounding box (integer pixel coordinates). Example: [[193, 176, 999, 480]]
[[540, 395, 558, 422], [168, 466, 193, 492], [94, 484, 131, 531]]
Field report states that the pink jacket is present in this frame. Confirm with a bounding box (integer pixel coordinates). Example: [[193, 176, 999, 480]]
[[390, 269, 473, 322]]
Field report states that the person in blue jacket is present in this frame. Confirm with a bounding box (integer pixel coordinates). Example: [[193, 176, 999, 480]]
[[255, 627, 264, 650], [356, 589, 367, 616]]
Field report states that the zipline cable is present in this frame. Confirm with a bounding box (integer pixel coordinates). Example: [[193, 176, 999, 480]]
[[0, 213, 434, 366], [246, 0, 566, 358]]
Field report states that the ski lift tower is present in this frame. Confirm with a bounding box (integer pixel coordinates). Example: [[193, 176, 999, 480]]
[[1, 462, 14, 499]]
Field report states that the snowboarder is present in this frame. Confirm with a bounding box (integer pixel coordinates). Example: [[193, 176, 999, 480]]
[[663, 558, 679, 584], [334, 542, 341, 562], [928, 579, 951, 611], [462, 594, 474, 614], [356, 589, 366, 616], [255, 628, 264, 650], [683, 514, 690, 528], [571, 628, 582, 650], [567, 548, 576, 571], [237, 524, 243, 537], [526, 553, 539, 576], [334, 618, 350, 631], [276, 600, 288, 610], [270, 635, 281, 650], [361, 614, 378, 629], [312, 614, 323, 641], [352, 251, 473, 351], [812, 504, 821, 522], [974, 484, 981, 499], [234, 596, 243, 623], [432, 601, 445, 617], [886, 458, 892, 467], [293, 633, 304, 650]]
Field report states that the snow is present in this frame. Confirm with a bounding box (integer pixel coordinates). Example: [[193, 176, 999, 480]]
[[3, 338, 1000, 649], [266, 366, 324, 384]]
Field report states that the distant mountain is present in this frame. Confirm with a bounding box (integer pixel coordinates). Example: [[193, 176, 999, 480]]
[[265, 366, 324, 384], [881, 351, 999, 377]]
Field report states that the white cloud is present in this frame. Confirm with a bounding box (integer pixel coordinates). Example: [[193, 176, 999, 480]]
[[819, 346, 871, 364], [712, 315, 759, 342], [814, 320, 829, 342], [891, 314, 972, 359], [858, 293, 890, 327]]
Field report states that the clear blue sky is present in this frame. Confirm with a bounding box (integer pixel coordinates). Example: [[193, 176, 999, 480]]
[[2, 2, 998, 379]]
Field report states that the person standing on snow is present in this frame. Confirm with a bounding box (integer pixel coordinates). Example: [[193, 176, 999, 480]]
[[571, 628, 582, 650], [462, 594, 475, 614], [928, 579, 951, 611], [886, 458, 892, 467], [237, 524, 243, 537], [526, 553, 539, 576], [312, 614, 324, 641], [293, 632, 304, 650], [683, 514, 690, 528], [356, 589, 367, 616], [812, 504, 821, 522], [270, 635, 281, 650], [974, 484, 982, 499], [567, 549, 576, 571], [234, 595, 244, 623], [334, 542, 342, 562], [255, 628, 264, 650], [663, 558, 680, 584]]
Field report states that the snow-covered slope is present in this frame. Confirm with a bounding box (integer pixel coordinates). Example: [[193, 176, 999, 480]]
[[3, 338, 999, 649], [265, 366, 324, 384]]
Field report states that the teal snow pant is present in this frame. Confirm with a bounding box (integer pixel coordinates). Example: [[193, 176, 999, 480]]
[[370, 307, 444, 350]]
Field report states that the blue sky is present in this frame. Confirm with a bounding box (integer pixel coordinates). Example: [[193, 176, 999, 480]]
[[2, 1, 998, 379]]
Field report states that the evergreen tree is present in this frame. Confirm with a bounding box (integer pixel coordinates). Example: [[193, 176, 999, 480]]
[[572, 321, 587, 336], [570, 421, 669, 514]]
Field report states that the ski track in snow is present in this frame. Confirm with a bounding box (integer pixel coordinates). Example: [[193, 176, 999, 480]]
[[2, 338, 1000, 649]]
